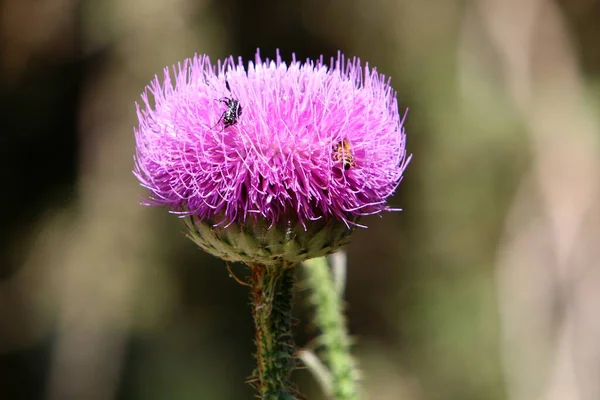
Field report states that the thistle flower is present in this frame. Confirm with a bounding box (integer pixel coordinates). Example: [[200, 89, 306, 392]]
[[133, 49, 410, 264]]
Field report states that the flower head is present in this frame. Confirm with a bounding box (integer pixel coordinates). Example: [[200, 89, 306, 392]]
[[134, 49, 410, 263]]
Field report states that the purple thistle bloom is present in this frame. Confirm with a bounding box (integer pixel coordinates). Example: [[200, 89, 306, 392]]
[[133, 49, 410, 263], [135, 50, 409, 225]]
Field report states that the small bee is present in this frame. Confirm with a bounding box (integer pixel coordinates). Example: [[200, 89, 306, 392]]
[[212, 79, 242, 130], [332, 138, 356, 170]]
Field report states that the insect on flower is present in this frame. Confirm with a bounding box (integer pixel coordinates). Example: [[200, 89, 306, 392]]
[[212, 79, 242, 130], [333, 138, 356, 170]]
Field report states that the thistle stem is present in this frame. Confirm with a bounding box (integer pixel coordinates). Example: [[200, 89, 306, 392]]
[[303, 257, 360, 400], [249, 263, 297, 400]]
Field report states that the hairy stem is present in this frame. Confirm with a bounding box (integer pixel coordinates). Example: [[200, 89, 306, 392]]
[[250, 263, 297, 400], [303, 257, 360, 400]]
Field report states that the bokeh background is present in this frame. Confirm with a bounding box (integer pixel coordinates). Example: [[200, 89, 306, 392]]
[[1, 0, 599, 399]]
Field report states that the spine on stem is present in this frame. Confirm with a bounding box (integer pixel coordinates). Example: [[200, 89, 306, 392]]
[[250, 263, 297, 400]]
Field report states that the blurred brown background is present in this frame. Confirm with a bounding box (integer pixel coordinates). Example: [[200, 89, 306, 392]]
[[1, 0, 599, 399]]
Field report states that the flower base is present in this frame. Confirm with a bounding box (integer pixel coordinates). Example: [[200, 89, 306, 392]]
[[183, 214, 356, 265]]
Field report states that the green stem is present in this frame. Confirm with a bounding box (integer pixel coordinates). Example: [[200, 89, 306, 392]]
[[249, 263, 297, 400], [303, 257, 360, 400]]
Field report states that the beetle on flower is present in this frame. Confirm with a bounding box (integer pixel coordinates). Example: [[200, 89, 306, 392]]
[[211, 79, 242, 130]]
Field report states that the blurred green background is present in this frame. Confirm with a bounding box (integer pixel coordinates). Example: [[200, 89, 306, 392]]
[[1, 0, 599, 399]]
